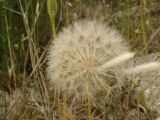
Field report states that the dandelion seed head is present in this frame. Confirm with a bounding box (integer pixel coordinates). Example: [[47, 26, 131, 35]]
[[47, 20, 130, 102]]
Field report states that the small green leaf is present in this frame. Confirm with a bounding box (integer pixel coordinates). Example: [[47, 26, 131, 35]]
[[47, 0, 57, 38], [47, 0, 57, 20], [139, 90, 146, 107]]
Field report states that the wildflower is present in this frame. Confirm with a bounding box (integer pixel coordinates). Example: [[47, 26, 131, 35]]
[[47, 20, 131, 102]]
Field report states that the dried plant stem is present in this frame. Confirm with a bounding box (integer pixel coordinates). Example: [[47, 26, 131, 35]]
[[58, 91, 61, 118], [89, 0, 92, 17], [79, 0, 82, 17], [4, 5, 17, 89], [62, 86, 67, 119]]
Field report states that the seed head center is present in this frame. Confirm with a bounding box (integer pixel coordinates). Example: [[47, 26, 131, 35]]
[[81, 58, 98, 70]]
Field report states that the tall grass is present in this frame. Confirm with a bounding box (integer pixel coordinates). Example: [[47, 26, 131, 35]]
[[0, 0, 160, 119]]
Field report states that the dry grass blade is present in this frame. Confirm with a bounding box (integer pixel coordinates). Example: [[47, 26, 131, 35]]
[[126, 62, 160, 73]]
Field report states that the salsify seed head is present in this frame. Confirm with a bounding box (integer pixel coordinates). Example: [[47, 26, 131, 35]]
[[47, 20, 130, 103]]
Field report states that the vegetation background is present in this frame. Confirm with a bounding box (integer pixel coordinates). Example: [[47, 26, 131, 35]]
[[0, 0, 160, 119]]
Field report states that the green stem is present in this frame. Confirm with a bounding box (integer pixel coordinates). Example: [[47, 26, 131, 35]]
[[88, 94, 92, 120], [52, 21, 56, 38], [140, 0, 148, 56], [87, 77, 92, 120]]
